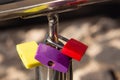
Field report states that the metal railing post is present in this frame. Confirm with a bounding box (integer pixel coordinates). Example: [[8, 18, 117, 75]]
[[47, 13, 73, 80]]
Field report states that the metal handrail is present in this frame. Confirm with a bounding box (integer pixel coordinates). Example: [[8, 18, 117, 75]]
[[0, 0, 111, 21]]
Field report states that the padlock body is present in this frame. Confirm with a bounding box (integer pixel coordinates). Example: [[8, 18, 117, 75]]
[[35, 43, 70, 73], [16, 41, 41, 69], [67, 0, 87, 6], [61, 39, 88, 61]]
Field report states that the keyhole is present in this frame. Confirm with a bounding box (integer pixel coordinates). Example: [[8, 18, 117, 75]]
[[48, 61, 54, 67]]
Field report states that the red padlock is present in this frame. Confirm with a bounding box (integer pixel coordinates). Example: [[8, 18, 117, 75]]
[[47, 35, 88, 61], [67, 0, 88, 6], [61, 38, 87, 61]]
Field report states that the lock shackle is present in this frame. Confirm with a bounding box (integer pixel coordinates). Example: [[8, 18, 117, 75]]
[[46, 35, 70, 49], [47, 38, 63, 49], [45, 34, 69, 49], [58, 35, 69, 42]]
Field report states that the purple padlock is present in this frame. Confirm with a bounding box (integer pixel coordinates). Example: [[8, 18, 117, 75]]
[[35, 43, 70, 73]]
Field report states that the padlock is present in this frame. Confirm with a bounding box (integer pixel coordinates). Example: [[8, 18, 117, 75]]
[[35, 43, 70, 73], [16, 41, 41, 69], [47, 35, 88, 61], [67, 0, 88, 6], [23, 4, 48, 13]]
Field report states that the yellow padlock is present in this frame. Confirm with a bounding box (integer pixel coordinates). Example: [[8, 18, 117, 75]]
[[23, 4, 48, 13], [16, 41, 41, 69]]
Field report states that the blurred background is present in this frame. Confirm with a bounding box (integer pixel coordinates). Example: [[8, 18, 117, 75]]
[[0, 0, 120, 80]]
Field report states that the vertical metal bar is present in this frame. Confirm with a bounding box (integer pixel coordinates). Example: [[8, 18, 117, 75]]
[[70, 60, 73, 80], [47, 13, 73, 80], [47, 13, 61, 80], [66, 60, 73, 80], [35, 67, 41, 80], [48, 13, 59, 43]]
